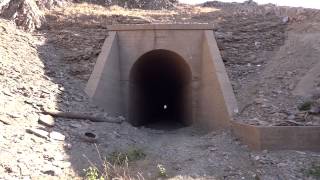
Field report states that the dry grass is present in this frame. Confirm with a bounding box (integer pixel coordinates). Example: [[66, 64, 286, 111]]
[[83, 145, 145, 180], [45, 2, 221, 27], [49, 3, 177, 22]]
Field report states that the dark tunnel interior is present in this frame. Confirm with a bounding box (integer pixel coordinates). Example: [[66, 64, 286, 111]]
[[129, 49, 192, 129]]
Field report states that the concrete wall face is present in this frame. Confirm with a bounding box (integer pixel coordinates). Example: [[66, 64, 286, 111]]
[[198, 31, 238, 129], [85, 24, 237, 130], [85, 32, 123, 115]]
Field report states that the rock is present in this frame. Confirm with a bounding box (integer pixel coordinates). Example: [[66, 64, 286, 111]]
[[254, 98, 265, 104], [1, 0, 45, 31], [309, 105, 320, 114], [26, 128, 49, 139], [288, 82, 295, 90], [69, 123, 82, 129], [49, 131, 65, 141], [38, 114, 55, 127], [118, 116, 126, 121], [282, 16, 289, 24], [254, 41, 261, 48], [287, 114, 295, 120], [254, 156, 260, 161], [52, 161, 71, 168], [64, 143, 72, 150], [41, 165, 62, 176], [41, 169, 56, 176]]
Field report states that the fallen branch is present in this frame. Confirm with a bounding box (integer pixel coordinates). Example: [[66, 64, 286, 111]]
[[42, 109, 123, 124]]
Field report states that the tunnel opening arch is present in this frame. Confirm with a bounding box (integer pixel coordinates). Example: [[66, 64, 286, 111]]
[[128, 49, 193, 129]]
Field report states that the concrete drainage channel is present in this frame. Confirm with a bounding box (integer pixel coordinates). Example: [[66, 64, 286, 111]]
[[85, 24, 320, 151]]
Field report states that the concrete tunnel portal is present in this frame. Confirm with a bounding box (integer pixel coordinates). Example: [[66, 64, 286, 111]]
[[85, 24, 239, 131], [129, 49, 193, 128]]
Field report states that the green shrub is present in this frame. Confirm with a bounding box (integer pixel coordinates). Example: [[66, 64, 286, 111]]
[[84, 167, 104, 180], [306, 164, 320, 178], [298, 101, 313, 111], [107, 148, 146, 166], [157, 164, 167, 177]]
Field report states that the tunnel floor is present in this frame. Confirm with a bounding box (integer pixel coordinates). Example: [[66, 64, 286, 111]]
[[129, 49, 192, 129]]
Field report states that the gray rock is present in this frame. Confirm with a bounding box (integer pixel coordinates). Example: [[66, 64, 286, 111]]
[[288, 114, 295, 120], [41, 164, 62, 176], [310, 105, 320, 114], [282, 16, 289, 24], [38, 114, 55, 127], [49, 131, 65, 141]]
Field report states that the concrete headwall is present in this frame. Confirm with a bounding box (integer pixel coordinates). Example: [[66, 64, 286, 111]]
[[85, 24, 238, 129]]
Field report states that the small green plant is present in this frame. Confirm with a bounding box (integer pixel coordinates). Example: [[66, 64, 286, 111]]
[[305, 164, 320, 178], [84, 167, 104, 180], [83, 145, 145, 180], [108, 151, 129, 166], [107, 148, 146, 166], [157, 164, 167, 177], [126, 148, 146, 161], [298, 101, 313, 111]]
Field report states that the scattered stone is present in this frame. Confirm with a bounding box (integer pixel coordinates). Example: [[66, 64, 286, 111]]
[[64, 143, 72, 150], [53, 161, 71, 169], [26, 128, 49, 139], [42, 169, 56, 176], [287, 114, 295, 120], [309, 105, 320, 114], [49, 131, 65, 141], [41, 165, 62, 176], [38, 114, 55, 127], [4, 165, 13, 173], [288, 82, 295, 90], [69, 123, 82, 129], [282, 16, 289, 24]]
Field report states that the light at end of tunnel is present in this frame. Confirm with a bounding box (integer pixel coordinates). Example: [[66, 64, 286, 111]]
[[164, 105, 167, 110]]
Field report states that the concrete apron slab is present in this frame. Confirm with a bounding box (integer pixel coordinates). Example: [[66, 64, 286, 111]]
[[232, 121, 320, 151], [85, 24, 320, 151]]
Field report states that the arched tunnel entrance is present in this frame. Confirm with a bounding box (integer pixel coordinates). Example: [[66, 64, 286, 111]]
[[129, 49, 192, 129]]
